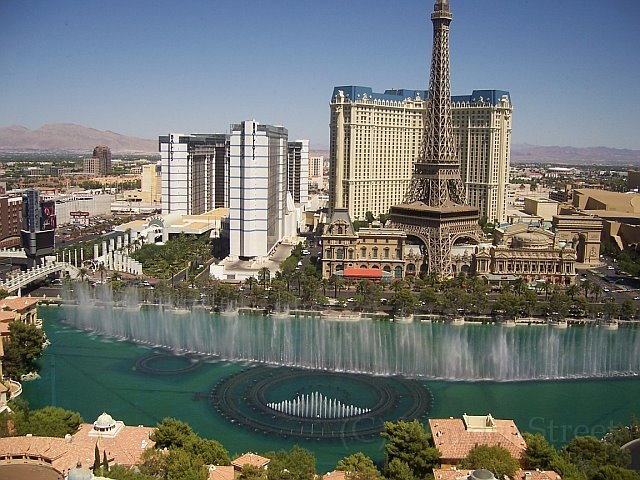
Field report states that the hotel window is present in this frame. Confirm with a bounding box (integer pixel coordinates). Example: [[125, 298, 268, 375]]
[[372, 247, 378, 258], [336, 248, 344, 260], [360, 247, 366, 258]]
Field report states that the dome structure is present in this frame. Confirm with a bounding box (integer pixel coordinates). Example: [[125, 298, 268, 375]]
[[511, 231, 549, 249], [93, 412, 116, 432], [469, 470, 496, 480], [67, 463, 94, 480]]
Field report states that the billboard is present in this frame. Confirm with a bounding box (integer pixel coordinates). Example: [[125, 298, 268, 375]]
[[40, 200, 57, 230]]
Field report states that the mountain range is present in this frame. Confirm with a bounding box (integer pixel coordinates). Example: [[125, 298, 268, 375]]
[[0, 124, 638, 166], [0, 124, 157, 154]]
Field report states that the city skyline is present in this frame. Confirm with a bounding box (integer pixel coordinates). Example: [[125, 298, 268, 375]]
[[1, 0, 639, 150]]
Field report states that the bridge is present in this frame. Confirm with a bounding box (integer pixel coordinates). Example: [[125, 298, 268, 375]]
[[0, 259, 79, 295]]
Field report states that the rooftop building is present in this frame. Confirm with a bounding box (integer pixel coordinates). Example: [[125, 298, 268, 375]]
[[428, 414, 527, 467]]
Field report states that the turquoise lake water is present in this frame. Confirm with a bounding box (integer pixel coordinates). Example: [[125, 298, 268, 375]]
[[22, 306, 640, 472]]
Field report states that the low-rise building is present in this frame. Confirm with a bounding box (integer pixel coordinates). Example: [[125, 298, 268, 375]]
[[428, 414, 527, 468], [321, 208, 409, 280], [231, 452, 270, 472], [0, 412, 154, 476], [474, 223, 577, 287]]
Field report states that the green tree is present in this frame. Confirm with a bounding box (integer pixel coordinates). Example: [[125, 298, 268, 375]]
[[592, 465, 640, 480], [380, 420, 440, 479], [419, 286, 438, 313], [336, 452, 382, 479], [258, 267, 271, 289], [150, 417, 196, 449], [602, 298, 620, 320], [95, 463, 155, 479], [522, 432, 558, 470], [561, 435, 631, 479], [182, 436, 230, 466], [263, 445, 316, 480], [384, 458, 415, 480], [621, 299, 636, 319], [14, 406, 83, 437], [603, 416, 640, 446], [239, 464, 266, 479], [3, 321, 46, 378], [163, 448, 207, 480], [460, 444, 519, 480], [365, 211, 375, 224], [391, 288, 418, 315]]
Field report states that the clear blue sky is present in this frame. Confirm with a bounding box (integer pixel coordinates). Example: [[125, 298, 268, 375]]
[[1, 0, 639, 150]]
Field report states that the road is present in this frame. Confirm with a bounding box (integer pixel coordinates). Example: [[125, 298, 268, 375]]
[[580, 258, 640, 307]]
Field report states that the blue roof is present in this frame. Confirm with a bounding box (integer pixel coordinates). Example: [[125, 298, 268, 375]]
[[332, 86, 510, 105]]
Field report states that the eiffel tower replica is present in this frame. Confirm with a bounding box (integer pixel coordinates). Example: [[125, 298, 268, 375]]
[[390, 0, 481, 277]]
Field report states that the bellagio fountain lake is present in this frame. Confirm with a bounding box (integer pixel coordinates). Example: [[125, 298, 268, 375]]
[[23, 295, 640, 471], [64, 298, 640, 381]]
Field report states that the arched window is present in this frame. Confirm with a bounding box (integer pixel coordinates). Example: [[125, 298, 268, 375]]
[[394, 266, 403, 278], [336, 248, 344, 260], [360, 247, 367, 258], [384, 248, 390, 258], [372, 247, 378, 258]]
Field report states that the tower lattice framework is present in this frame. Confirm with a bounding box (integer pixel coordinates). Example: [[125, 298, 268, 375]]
[[390, 0, 481, 277]]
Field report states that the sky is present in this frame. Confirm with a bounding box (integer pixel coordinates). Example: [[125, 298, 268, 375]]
[[1, 0, 639, 150]]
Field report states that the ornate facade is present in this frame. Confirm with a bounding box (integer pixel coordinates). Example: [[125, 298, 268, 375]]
[[321, 209, 412, 280], [474, 223, 577, 286]]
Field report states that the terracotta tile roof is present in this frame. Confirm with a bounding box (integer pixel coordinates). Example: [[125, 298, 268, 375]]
[[231, 452, 270, 470], [323, 471, 348, 479], [0, 421, 155, 474], [428, 416, 527, 463], [207, 464, 235, 480], [0, 297, 39, 312], [0, 311, 16, 322], [514, 470, 562, 480], [433, 469, 562, 480]]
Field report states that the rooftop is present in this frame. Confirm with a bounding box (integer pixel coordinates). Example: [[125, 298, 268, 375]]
[[0, 414, 155, 474], [428, 414, 527, 463], [231, 452, 270, 470]]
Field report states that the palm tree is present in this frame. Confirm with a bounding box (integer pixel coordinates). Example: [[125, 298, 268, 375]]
[[98, 263, 106, 284], [258, 267, 271, 289], [513, 277, 527, 296], [78, 267, 89, 283], [590, 283, 603, 302], [244, 276, 256, 295], [581, 278, 592, 299], [566, 284, 580, 300], [329, 274, 344, 298]]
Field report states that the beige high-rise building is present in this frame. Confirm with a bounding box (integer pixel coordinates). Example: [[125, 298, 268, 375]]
[[140, 163, 161, 204], [329, 87, 512, 223]]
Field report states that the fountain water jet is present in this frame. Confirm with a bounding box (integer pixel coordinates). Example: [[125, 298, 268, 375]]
[[63, 297, 640, 381]]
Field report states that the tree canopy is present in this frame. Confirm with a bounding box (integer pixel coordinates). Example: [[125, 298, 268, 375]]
[[460, 445, 520, 480], [336, 452, 383, 479], [522, 432, 558, 470], [263, 445, 316, 480], [3, 321, 46, 378], [14, 406, 83, 438], [380, 420, 440, 479], [560, 435, 631, 479]]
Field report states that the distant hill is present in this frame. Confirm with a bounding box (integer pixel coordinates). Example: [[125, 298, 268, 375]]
[[0, 123, 158, 154], [1, 124, 638, 166], [511, 144, 640, 166]]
